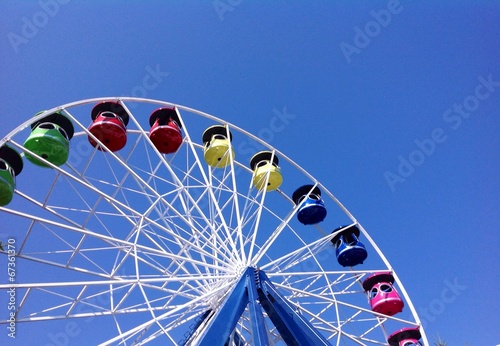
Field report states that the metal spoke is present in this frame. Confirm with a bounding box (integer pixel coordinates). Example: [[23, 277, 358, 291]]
[[0, 97, 427, 345]]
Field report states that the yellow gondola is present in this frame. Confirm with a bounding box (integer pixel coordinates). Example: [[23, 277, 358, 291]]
[[202, 125, 234, 168], [249, 151, 282, 191]]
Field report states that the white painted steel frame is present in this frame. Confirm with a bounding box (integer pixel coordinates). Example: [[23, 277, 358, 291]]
[[0, 97, 428, 345]]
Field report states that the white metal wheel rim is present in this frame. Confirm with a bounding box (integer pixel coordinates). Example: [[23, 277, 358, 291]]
[[0, 97, 428, 345]]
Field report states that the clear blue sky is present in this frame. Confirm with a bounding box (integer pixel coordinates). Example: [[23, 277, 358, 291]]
[[1, 1, 499, 345]]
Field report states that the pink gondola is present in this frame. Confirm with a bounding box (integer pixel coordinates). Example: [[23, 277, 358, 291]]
[[362, 272, 404, 316]]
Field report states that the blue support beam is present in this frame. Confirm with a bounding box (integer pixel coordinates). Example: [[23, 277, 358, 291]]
[[191, 267, 331, 346], [258, 270, 331, 346], [224, 330, 245, 346], [246, 268, 270, 346], [179, 310, 212, 345], [197, 268, 251, 346]]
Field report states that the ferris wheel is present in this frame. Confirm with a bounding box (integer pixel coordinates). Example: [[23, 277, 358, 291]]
[[0, 97, 429, 345]]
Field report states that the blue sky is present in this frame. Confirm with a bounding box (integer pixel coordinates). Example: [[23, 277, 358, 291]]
[[1, 1, 499, 345]]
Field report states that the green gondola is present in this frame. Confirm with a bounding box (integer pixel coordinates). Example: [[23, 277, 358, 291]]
[[0, 145, 23, 206], [24, 111, 74, 167]]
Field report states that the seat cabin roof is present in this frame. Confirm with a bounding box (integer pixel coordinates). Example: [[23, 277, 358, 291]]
[[331, 224, 360, 245], [91, 101, 129, 126], [292, 184, 322, 205], [249, 151, 279, 170], [388, 327, 421, 346], [31, 111, 74, 140], [0, 145, 23, 176], [202, 125, 232, 144], [362, 272, 395, 291], [149, 107, 181, 128]]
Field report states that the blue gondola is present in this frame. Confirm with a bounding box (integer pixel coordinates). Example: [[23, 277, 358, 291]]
[[331, 224, 368, 267], [292, 184, 327, 225], [0, 145, 23, 206]]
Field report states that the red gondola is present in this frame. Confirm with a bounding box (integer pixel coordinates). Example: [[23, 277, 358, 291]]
[[88, 101, 129, 152], [149, 107, 183, 154]]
